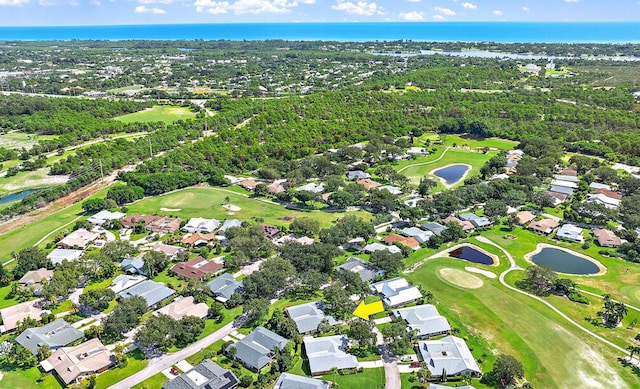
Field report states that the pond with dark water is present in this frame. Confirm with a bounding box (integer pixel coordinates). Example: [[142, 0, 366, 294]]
[[449, 246, 494, 265], [530, 247, 601, 275], [433, 164, 470, 185], [0, 189, 36, 205]]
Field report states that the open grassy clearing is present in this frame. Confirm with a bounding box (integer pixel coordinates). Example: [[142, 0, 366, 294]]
[[106, 85, 145, 94], [126, 186, 372, 229], [321, 367, 385, 389], [0, 365, 63, 389], [406, 257, 636, 388], [0, 132, 56, 150], [115, 105, 196, 124], [439, 134, 519, 150], [0, 168, 68, 197]]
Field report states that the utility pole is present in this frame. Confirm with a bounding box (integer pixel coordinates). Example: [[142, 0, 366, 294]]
[[99, 159, 104, 182], [148, 138, 153, 158]]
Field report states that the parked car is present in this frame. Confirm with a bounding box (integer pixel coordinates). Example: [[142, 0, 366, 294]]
[[400, 355, 413, 362], [410, 361, 421, 368]]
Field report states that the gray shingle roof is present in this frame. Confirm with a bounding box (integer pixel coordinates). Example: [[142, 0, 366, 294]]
[[304, 335, 359, 375], [336, 257, 384, 282], [393, 305, 450, 338], [207, 273, 243, 302], [118, 280, 175, 308], [285, 301, 337, 334], [16, 319, 84, 355], [228, 326, 288, 371], [549, 185, 575, 196], [163, 359, 239, 389], [421, 222, 447, 236], [274, 373, 331, 389]]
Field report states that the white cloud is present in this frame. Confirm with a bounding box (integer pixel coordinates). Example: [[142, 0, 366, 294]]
[[135, 5, 166, 13], [492, 9, 503, 16], [399, 10, 424, 21], [0, 0, 29, 5], [406, 0, 420, 2], [138, 0, 176, 4], [522, 6, 530, 12], [434, 6, 455, 16], [195, 0, 311, 15], [332, 0, 383, 16], [432, 14, 446, 21], [461, 2, 476, 10]]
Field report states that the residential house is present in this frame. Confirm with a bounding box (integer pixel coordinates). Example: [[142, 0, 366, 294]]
[[268, 180, 287, 194], [558, 166, 578, 176], [40, 338, 115, 385], [459, 214, 492, 229], [416, 335, 481, 378], [218, 219, 242, 235], [0, 299, 47, 333], [239, 179, 259, 191], [228, 326, 288, 371], [516, 211, 536, 226], [383, 234, 420, 250], [443, 216, 475, 233], [407, 147, 429, 156], [151, 242, 185, 258], [347, 170, 370, 181], [260, 224, 282, 240], [274, 234, 315, 246], [181, 232, 216, 247], [304, 335, 359, 376], [47, 248, 83, 266], [378, 185, 402, 195], [556, 224, 585, 243], [273, 373, 331, 389], [109, 274, 146, 294], [16, 319, 83, 355], [182, 218, 221, 234], [118, 280, 176, 309], [340, 237, 365, 251], [297, 182, 325, 193], [421, 222, 447, 236], [147, 216, 182, 234], [356, 178, 381, 190], [400, 227, 433, 244], [393, 304, 451, 339], [57, 229, 99, 250], [553, 174, 579, 183], [163, 359, 239, 389], [208, 273, 244, 302], [122, 213, 159, 229], [336, 257, 385, 283], [528, 219, 559, 236], [171, 256, 223, 280], [363, 243, 402, 254], [87, 210, 126, 226], [593, 229, 622, 248], [588, 188, 623, 209], [370, 277, 422, 307], [18, 268, 53, 296], [544, 190, 568, 206], [285, 301, 337, 334], [154, 296, 209, 321], [548, 185, 574, 196], [120, 255, 146, 275], [589, 182, 612, 191]]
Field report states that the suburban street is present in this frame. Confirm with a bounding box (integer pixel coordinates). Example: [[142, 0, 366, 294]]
[[372, 326, 400, 389]]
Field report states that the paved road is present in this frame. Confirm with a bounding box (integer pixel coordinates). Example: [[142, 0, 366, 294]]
[[107, 318, 245, 389], [372, 326, 400, 389]]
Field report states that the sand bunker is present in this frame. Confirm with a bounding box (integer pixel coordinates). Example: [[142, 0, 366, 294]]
[[438, 267, 484, 289], [223, 204, 241, 212], [160, 207, 182, 212], [465, 266, 497, 279]]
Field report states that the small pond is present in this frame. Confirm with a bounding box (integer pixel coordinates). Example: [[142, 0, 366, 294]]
[[449, 246, 494, 265], [530, 247, 601, 275], [433, 164, 470, 185], [0, 189, 36, 205]]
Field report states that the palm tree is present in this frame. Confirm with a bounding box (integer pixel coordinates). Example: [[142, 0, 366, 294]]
[[614, 302, 629, 325], [416, 365, 432, 387], [331, 366, 339, 389]]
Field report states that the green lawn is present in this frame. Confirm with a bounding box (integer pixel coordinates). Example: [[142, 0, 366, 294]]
[[440, 134, 518, 150], [400, 373, 487, 389], [0, 366, 64, 389], [131, 372, 167, 389], [0, 284, 22, 309], [107, 85, 145, 94], [95, 349, 147, 389], [126, 186, 372, 229], [115, 105, 197, 124], [0, 132, 57, 150], [321, 367, 385, 389]]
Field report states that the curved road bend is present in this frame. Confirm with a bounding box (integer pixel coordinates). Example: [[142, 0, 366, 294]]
[[476, 236, 628, 355]]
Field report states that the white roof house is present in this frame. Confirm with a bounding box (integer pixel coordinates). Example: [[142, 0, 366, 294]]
[[587, 193, 621, 209], [285, 301, 337, 334], [182, 218, 221, 233], [87, 210, 126, 225], [296, 182, 325, 193], [370, 277, 422, 307], [57, 229, 99, 250], [304, 335, 359, 376], [47, 249, 83, 266], [550, 179, 579, 189], [393, 304, 451, 339], [400, 227, 433, 243], [377, 185, 403, 195], [347, 170, 370, 180], [556, 224, 584, 243], [363, 243, 402, 254], [109, 274, 146, 294], [589, 182, 612, 191], [417, 336, 481, 378]]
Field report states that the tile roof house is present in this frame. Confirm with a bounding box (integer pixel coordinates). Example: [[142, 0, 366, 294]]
[[16, 319, 84, 355], [109, 274, 146, 294], [120, 255, 146, 275], [18, 268, 54, 296], [516, 211, 536, 225], [400, 227, 433, 244], [87, 210, 126, 226], [421, 222, 448, 236], [393, 304, 451, 339], [162, 359, 239, 389], [417, 335, 481, 378], [155, 296, 209, 321], [47, 248, 83, 266], [527, 219, 559, 236], [239, 179, 259, 190], [443, 217, 475, 233], [218, 219, 242, 235], [57, 228, 99, 250], [268, 180, 287, 194], [40, 338, 115, 385], [347, 170, 370, 181], [588, 191, 622, 209], [544, 190, 568, 205], [370, 277, 423, 307], [593, 229, 622, 248], [595, 188, 624, 199], [147, 216, 182, 234], [151, 242, 185, 258], [558, 167, 578, 176], [118, 280, 176, 308], [182, 232, 217, 247], [356, 178, 382, 190], [336, 257, 385, 283], [228, 326, 288, 371], [182, 218, 221, 234], [363, 243, 402, 254], [171, 256, 224, 280], [383, 234, 420, 250], [556, 224, 585, 243], [273, 373, 331, 389], [304, 335, 359, 376], [208, 273, 244, 302], [0, 299, 47, 333], [285, 301, 337, 334], [122, 213, 160, 229]]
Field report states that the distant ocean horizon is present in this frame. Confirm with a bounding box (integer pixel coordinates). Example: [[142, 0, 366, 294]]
[[0, 22, 639, 43]]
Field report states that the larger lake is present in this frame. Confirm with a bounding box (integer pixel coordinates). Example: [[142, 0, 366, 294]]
[[530, 247, 601, 275], [433, 164, 470, 185]]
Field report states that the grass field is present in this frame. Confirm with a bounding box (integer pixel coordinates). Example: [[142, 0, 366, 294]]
[[0, 168, 68, 197], [0, 366, 63, 389], [94, 349, 147, 389], [440, 134, 518, 150], [115, 105, 197, 124], [0, 132, 57, 150], [126, 186, 372, 229], [107, 85, 145, 94], [321, 367, 385, 389]]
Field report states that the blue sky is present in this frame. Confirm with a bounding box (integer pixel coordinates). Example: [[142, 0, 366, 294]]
[[1, 0, 639, 26]]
